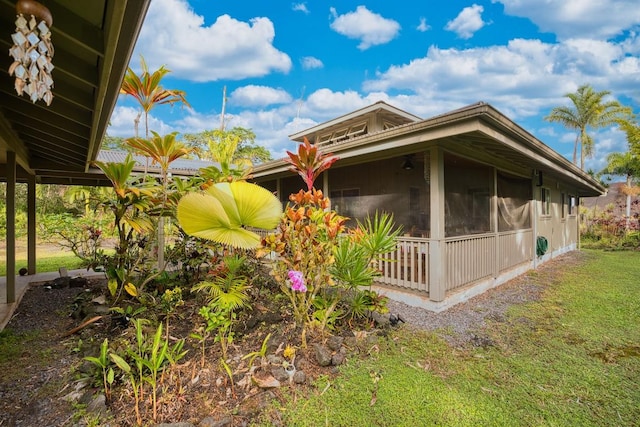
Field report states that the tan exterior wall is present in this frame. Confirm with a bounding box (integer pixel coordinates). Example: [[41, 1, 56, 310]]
[[534, 178, 580, 256]]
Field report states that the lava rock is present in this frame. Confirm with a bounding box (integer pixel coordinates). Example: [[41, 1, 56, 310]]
[[69, 276, 88, 288], [237, 391, 276, 417], [199, 416, 232, 427], [326, 335, 344, 351], [313, 344, 332, 367], [292, 370, 306, 384], [331, 352, 346, 366], [49, 276, 70, 289]]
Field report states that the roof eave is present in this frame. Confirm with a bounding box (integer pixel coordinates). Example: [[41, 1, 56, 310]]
[[86, 0, 151, 171], [255, 102, 605, 196]]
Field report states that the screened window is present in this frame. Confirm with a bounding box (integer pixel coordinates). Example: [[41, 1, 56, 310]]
[[540, 187, 551, 216], [330, 188, 360, 219], [497, 172, 532, 231], [444, 154, 493, 237], [568, 195, 577, 215]]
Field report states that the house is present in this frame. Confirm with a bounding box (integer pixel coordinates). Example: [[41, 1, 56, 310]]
[[252, 101, 605, 311]]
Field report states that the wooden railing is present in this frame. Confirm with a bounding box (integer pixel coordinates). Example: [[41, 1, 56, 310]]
[[259, 226, 533, 299], [377, 237, 429, 292], [498, 230, 533, 271], [445, 234, 495, 291], [445, 229, 533, 292]]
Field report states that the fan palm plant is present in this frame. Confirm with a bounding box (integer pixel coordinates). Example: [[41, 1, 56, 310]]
[[177, 181, 282, 249]]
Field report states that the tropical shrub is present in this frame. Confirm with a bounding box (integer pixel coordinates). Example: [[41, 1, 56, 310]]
[[260, 138, 400, 337]]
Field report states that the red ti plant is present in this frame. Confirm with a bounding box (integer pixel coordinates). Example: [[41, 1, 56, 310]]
[[286, 137, 338, 191], [260, 138, 344, 342]]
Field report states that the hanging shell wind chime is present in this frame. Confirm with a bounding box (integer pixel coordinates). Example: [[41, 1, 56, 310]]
[[8, 0, 54, 106]]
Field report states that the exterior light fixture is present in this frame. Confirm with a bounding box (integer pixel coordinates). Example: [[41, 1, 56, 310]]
[[402, 155, 414, 171], [8, 0, 54, 106]]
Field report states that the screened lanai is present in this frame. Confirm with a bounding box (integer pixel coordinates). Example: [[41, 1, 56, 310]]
[[253, 101, 604, 311]]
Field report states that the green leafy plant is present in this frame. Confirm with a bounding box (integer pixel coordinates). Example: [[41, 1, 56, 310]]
[[192, 255, 251, 310], [242, 333, 272, 369], [110, 319, 187, 425], [83, 338, 115, 402], [160, 286, 184, 338], [108, 352, 141, 426], [197, 303, 236, 360], [92, 154, 157, 300], [109, 304, 148, 325]]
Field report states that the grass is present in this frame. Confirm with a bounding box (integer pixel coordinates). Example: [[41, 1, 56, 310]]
[[0, 250, 85, 276], [257, 250, 640, 426]]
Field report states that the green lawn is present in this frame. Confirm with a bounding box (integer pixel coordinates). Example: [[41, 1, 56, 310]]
[[258, 250, 640, 426], [0, 252, 84, 276]]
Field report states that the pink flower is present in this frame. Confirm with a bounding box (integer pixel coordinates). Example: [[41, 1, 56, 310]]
[[288, 270, 307, 292]]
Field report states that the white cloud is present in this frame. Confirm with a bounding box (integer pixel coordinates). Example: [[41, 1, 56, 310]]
[[301, 56, 324, 69], [445, 4, 486, 39], [292, 3, 309, 14], [495, 0, 640, 40], [132, 0, 292, 81], [417, 17, 431, 32], [329, 6, 401, 50], [229, 85, 293, 107], [362, 36, 640, 120], [108, 106, 177, 138]]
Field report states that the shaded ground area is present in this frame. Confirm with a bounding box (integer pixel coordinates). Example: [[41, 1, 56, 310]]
[[0, 252, 583, 426]]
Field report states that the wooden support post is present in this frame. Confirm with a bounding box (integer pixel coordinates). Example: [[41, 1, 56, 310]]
[[6, 152, 16, 303], [27, 174, 36, 275], [492, 167, 499, 278], [428, 146, 446, 302]]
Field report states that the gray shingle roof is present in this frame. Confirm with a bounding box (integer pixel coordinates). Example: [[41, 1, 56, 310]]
[[96, 151, 218, 176]]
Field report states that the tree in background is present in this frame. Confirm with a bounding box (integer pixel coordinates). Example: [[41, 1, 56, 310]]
[[545, 84, 631, 170], [600, 118, 640, 231], [101, 135, 131, 152], [182, 127, 272, 164]]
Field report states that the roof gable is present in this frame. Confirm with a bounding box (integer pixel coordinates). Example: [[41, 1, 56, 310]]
[[289, 100, 422, 145]]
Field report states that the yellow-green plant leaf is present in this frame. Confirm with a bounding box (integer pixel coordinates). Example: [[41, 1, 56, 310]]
[[177, 193, 232, 234], [108, 278, 118, 297], [124, 282, 138, 297], [229, 181, 283, 230], [206, 182, 241, 227], [177, 182, 282, 249]]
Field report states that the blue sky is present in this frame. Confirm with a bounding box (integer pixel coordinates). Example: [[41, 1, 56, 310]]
[[109, 0, 640, 172]]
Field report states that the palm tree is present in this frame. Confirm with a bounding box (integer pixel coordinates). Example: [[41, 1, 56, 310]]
[[600, 119, 640, 231], [545, 84, 631, 170], [120, 56, 190, 139]]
